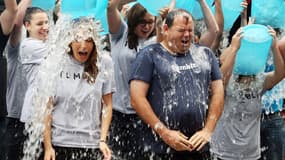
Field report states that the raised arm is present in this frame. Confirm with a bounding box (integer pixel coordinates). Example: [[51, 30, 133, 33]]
[[168, 0, 176, 11], [130, 80, 192, 152], [240, 0, 248, 27], [220, 28, 243, 87], [278, 35, 285, 61], [100, 93, 113, 160], [210, 0, 223, 51], [9, 0, 31, 47], [107, 0, 122, 34], [0, 0, 18, 35], [264, 27, 285, 90], [198, 0, 219, 48]]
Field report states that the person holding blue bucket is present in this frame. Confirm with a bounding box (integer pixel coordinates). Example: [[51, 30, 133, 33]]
[[210, 22, 285, 159]]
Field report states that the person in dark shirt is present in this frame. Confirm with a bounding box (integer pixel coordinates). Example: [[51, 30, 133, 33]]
[[129, 9, 224, 159], [0, 0, 18, 159]]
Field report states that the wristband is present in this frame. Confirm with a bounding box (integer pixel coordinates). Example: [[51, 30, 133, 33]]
[[154, 122, 164, 132]]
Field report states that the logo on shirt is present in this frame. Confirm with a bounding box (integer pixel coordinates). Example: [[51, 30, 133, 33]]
[[171, 63, 201, 73], [60, 71, 82, 80]]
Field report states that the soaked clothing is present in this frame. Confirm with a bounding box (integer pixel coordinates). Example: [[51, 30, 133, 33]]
[[5, 43, 27, 160], [0, 24, 9, 118], [51, 54, 115, 148], [44, 146, 103, 160], [110, 20, 155, 114], [109, 19, 155, 158], [260, 62, 285, 160], [6, 43, 27, 119], [211, 74, 266, 160], [19, 38, 48, 122], [0, 23, 9, 160], [130, 43, 221, 154], [108, 110, 143, 159], [5, 117, 26, 160], [0, 56, 7, 118]]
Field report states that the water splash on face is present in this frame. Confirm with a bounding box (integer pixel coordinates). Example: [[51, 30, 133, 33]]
[[167, 40, 190, 54]]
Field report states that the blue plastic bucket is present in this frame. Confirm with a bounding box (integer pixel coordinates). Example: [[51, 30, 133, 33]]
[[32, 0, 54, 10], [220, 0, 242, 31], [233, 24, 272, 75], [211, 6, 240, 31], [61, 0, 97, 18], [175, 0, 196, 15], [191, 0, 214, 20], [137, 0, 171, 16], [94, 0, 109, 35], [251, 0, 285, 28], [223, 0, 243, 11]]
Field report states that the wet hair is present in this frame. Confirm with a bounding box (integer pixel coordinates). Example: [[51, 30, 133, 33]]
[[23, 7, 47, 37], [63, 17, 104, 83], [83, 41, 98, 83], [126, 3, 155, 51], [164, 9, 193, 29], [68, 40, 99, 83]]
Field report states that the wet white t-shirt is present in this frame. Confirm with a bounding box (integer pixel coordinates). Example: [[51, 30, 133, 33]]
[[211, 74, 266, 160], [20, 38, 48, 122], [51, 54, 116, 148]]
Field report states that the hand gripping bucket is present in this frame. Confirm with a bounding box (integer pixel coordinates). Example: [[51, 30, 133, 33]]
[[233, 24, 272, 75]]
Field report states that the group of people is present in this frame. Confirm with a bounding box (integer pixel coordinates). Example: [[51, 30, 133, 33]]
[[0, 0, 284, 160]]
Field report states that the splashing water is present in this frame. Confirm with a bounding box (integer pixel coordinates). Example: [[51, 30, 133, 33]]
[[22, 15, 107, 160]]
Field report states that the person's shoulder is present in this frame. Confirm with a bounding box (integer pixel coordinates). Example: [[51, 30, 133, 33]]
[[193, 44, 216, 57], [22, 37, 42, 44], [194, 44, 212, 52], [21, 38, 46, 50], [140, 43, 161, 53], [20, 38, 48, 61]]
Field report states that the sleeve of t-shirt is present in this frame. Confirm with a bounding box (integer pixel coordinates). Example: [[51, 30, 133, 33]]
[[208, 49, 222, 81], [20, 39, 47, 65], [22, 63, 40, 85], [110, 19, 127, 44], [102, 53, 116, 95], [129, 48, 154, 84], [6, 43, 20, 63]]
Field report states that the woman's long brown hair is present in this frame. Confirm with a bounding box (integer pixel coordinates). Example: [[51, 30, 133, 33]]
[[126, 3, 155, 51], [69, 40, 98, 83]]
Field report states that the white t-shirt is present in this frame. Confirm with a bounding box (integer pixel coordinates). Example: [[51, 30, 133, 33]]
[[20, 38, 48, 122], [110, 20, 155, 114], [51, 54, 116, 148]]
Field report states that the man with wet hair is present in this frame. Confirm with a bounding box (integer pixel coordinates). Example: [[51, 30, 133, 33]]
[[130, 9, 224, 159], [0, 0, 18, 159]]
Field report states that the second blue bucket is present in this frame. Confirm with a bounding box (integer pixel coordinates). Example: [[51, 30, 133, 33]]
[[137, 0, 171, 16], [32, 0, 54, 10], [61, 0, 97, 18], [233, 24, 272, 75]]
